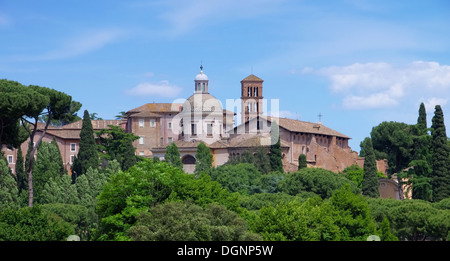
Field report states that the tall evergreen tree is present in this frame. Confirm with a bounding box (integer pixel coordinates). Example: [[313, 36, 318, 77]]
[[122, 139, 137, 171], [195, 142, 213, 175], [361, 137, 379, 197], [73, 110, 99, 181], [431, 105, 450, 201], [269, 121, 283, 173], [165, 142, 183, 170], [15, 145, 27, 194], [409, 102, 433, 200], [298, 154, 307, 170]]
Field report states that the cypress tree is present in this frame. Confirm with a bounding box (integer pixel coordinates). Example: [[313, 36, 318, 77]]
[[15, 146, 27, 194], [298, 154, 307, 170], [410, 102, 433, 200], [431, 105, 450, 201], [73, 110, 99, 180], [269, 121, 283, 173], [122, 139, 137, 171], [195, 142, 213, 174], [361, 137, 379, 197], [165, 142, 183, 170]]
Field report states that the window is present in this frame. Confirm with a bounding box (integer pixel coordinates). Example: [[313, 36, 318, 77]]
[[139, 151, 144, 156], [7, 155, 13, 164], [168, 137, 173, 143], [160, 137, 164, 146], [168, 122, 172, 129], [70, 155, 75, 164], [191, 124, 197, 136], [139, 119, 144, 128], [70, 143, 76, 152], [139, 136, 144, 145], [150, 119, 156, 127], [207, 123, 213, 136]]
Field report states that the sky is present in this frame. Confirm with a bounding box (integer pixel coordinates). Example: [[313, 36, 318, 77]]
[[1, 0, 450, 152]]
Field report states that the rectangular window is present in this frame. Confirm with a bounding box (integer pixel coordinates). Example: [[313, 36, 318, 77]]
[[207, 123, 213, 136], [168, 122, 172, 129], [70, 155, 75, 164], [7, 155, 13, 164], [191, 124, 197, 136], [168, 137, 173, 143], [139, 136, 144, 145], [150, 119, 156, 127], [70, 143, 76, 152], [139, 151, 144, 156], [139, 119, 144, 128], [160, 137, 164, 146]]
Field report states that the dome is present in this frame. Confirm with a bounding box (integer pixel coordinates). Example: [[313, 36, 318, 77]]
[[195, 70, 208, 81], [183, 93, 222, 115]]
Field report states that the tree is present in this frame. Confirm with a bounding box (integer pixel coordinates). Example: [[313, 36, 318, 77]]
[[95, 125, 139, 171], [165, 142, 183, 170], [0, 79, 44, 150], [279, 167, 360, 199], [21, 86, 74, 207], [431, 105, 450, 202], [0, 153, 19, 211], [195, 142, 213, 174], [269, 121, 283, 173], [370, 121, 414, 175], [73, 110, 99, 180], [298, 154, 307, 170], [209, 163, 262, 194], [33, 141, 66, 203], [361, 137, 380, 198], [15, 146, 27, 195], [0, 205, 74, 241], [127, 201, 261, 241]]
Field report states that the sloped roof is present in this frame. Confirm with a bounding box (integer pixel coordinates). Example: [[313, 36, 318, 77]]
[[241, 74, 264, 82], [275, 117, 351, 139], [35, 120, 122, 140], [127, 103, 183, 117]]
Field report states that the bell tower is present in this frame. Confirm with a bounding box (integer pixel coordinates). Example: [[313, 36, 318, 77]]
[[241, 74, 263, 123]]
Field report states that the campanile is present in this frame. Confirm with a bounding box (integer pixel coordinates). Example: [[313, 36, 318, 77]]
[[241, 74, 264, 123]]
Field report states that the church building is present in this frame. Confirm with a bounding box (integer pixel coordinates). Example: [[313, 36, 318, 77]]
[[124, 66, 370, 174]]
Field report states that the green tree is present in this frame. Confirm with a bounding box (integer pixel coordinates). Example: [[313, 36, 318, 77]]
[[33, 141, 66, 204], [0, 154, 19, 211], [127, 201, 261, 241], [95, 125, 139, 171], [95, 159, 237, 240], [21, 85, 75, 207], [209, 163, 262, 194], [370, 121, 414, 175], [279, 167, 360, 199], [0, 79, 44, 150], [431, 105, 450, 202], [195, 142, 213, 174], [328, 185, 378, 240], [165, 142, 183, 170], [73, 110, 99, 180], [361, 137, 380, 198], [15, 146, 27, 195], [298, 154, 307, 170], [0, 205, 74, 241], [269, 121, 283, 173]]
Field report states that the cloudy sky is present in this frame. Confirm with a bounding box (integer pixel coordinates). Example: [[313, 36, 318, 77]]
[[1, 0, 449, 152]]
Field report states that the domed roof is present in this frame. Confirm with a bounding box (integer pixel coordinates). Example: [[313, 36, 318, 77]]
[[183, 93, 222, 114], [195, 70, 208, 81]]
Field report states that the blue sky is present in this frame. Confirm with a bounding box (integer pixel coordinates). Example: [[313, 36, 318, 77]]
[[1, 0, 449, 152]]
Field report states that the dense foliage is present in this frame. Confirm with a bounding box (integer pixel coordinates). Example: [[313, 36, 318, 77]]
[[1, 80, 450, 241]]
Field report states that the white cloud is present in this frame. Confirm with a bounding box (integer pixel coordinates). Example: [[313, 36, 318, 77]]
[[301, 61, 450, 110], [423, 97, 448, 114], [160, 0, 284, 36], [11, 29, 124, 61], [125, 80, 182, 98]]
